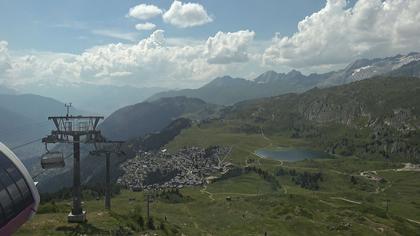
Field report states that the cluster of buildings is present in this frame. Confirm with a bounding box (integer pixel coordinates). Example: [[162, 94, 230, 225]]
[[117, 146, 232, 191]]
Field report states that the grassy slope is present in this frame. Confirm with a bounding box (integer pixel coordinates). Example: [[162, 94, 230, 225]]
[[17, 124, 420, 235]]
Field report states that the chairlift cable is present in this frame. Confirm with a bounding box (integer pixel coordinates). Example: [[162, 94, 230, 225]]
[[11, 138, 43, 151], [0, 121, 50, 135], [3, 122, 51, 137]]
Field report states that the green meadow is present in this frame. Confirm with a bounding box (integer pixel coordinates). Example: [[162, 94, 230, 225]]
[[17, 124, 420, 235]]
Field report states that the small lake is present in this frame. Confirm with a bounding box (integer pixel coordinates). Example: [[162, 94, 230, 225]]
[[255, 147, 330, 162]]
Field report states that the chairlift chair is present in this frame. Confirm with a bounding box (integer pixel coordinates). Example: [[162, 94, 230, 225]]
[[41, 151, 65, 169]]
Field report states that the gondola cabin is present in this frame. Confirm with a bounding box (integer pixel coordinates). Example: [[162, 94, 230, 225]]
[[0, 142, 40, 235], [41, 152, 65, 169]]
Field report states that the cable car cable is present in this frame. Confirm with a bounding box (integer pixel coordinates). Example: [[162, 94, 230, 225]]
[[0, 121, 50, 135], [0, 123, 51, 138], [10, 138, 43, 151]]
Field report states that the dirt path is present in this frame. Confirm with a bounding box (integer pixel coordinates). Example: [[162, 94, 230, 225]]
[[200, 185, 215, 201], [235, 126, 276, 168], [237, 145, 261, 167], [217, 146, 233, 168], [330, 197, 362, 205], [200, 185, 262, 200], [406, 218, 420, 225], [212, 192, 260, 196], [260, 127, 272, 143]]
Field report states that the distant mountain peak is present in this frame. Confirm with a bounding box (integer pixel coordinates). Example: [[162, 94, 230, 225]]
[[254, 70, 285, 83], [284, 69, 304, 79], [259, 70, 279, 77], [334, 52, 420, 84], [204, 75, 250, 88], [346, 52, 420, 72], [148, 52, 420, 106], [287, 69, 302, 75], [345, 58, 372, 72]]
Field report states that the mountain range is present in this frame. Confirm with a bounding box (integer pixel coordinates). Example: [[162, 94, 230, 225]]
[[3, 52, 420, 193], [149, 52, 420, 105], [13, 83, 166, 115], [99, 96, 221, 141], [225, 76, 420, 161]]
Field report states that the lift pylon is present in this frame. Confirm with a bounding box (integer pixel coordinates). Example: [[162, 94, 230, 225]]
[[89, 137, 125, 210], [42, 111, 104, 223]]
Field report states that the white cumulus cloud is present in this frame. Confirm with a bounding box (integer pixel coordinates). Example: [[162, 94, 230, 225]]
[[0, 41, 10, 65], [0, 41, 11, 81], [264, 0, 420, 68], [205, 30, 256, 64], [163, 0, 213, 28], [127, 3, 163, 20], [135, 22, 157, 31], [1, 30, 262, 89]]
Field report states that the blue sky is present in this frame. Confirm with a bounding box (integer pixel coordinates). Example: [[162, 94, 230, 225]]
[[0, 0, 329, 53], [0, 0, 418, 91]]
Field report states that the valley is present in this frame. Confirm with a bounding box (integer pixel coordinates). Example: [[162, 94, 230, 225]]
[[3, 1, 420, 235], [15, 122, 420, 235], [3, 55, 420, 235]]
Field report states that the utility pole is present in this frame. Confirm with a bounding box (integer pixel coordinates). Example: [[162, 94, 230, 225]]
[[105, 152, 110, 209], [145, 192, 154, 224], [73, 134, 81, 217], [42, 110, 103, 223], [90, 139, 124, 210]]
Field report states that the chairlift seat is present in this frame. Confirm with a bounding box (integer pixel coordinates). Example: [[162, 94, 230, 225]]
[[41, 151, 65, 169]]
